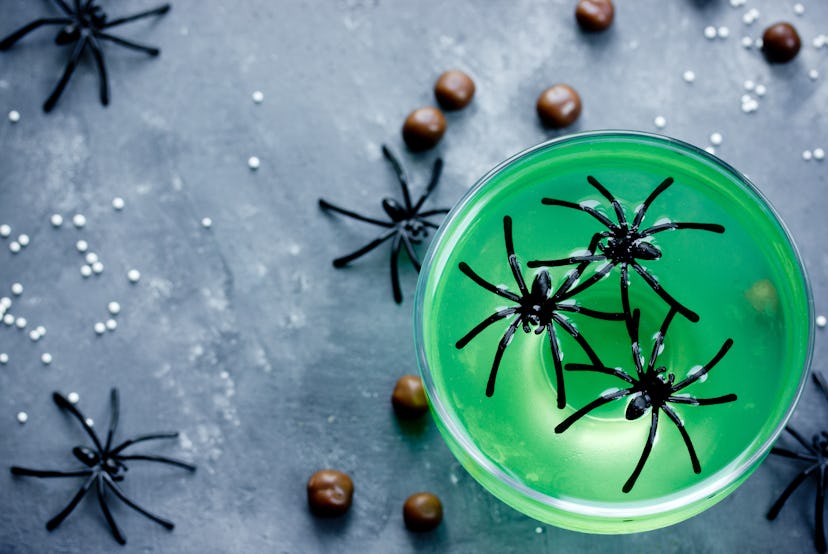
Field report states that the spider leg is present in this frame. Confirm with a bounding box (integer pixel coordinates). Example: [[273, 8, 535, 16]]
[[628, 308, 645, 378], [564, 363, 635, 384], [558, 260, 616, 299], [785, 426, 820, 455], [767, 463, 820, 520], [641, 222, 725, 236], [52, 391, 104, 452], [421, 219, 443, 230], [623, 408, 659, 493], [550, 232, 610, 296], [0, 18, 72, 50], [502, 216, 530, 296], [46, 473, 97, 531], [400, 233, 421, 271], [527, 254, 605, 269], [667, 394, 737, 406], [103, 388, 120, 455], [817, 465, 827, 554], [630, 261, 700, 323], [814, 371, 828, 401], [552, 314, 603, 367], [43, 36, 88, 112], [417, 208, 450, 218], [555, 388, 633, 433], [546, 324, 567, 409], [93, 31, 160, 56], [102, 4, 172, 29], [620, 263, 634, 336], [412, 158, 444, 213], [485, 317, 522, 397], [586, 176, 627, 229], [646, 307, 679, 373], [11, 467, 93, 478], [102, 473, 175, 529], [96, 473, 126, 545], [51, 0, 73, 16], [87, 35, 109, 106], [390, 234, 403, 303], [117, 454, 197, 472], [541, 198, 617, 230], [632, 176, 674, 230], [556, 304, 624, 321], [458, 262, 521, 303], [662, 405, 701, 474], [672, 338, 734, 391], [382, 145, 413, 211], [332, 229, 396, 268], [318, 199, 394, 227], [769, 446, 817, 462], [110, 432, 180, 456], [456, 308, 518, 348]]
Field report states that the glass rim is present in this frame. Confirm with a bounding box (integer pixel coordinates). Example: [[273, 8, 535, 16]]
[[413, 129, 815, 520]]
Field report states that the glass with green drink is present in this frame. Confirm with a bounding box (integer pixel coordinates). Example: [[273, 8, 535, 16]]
[[414, 131, 813, 533]]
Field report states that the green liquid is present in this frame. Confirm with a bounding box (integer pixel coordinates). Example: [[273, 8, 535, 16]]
[[416, 132, 812, 533]]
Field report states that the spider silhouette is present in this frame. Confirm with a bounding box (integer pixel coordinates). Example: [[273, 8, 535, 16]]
[[555, 307, 736, 492], [455, 215, 624, 408], [10, 388, 195, 545], [319, 145, 449, 303], [0, 0, 171, 112], [767, 371, 828, 554], [527, 176, 724, 327]]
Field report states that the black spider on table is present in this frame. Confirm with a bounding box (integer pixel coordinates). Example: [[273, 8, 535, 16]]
[[10, 388, 195, 545], [527, 175, 724, 329], [319, 145, 449, 303], [455, 215, 624, 407], [767, 371, 828, 554], [555, 307, 736, 493], [0, 0, 171, 112]]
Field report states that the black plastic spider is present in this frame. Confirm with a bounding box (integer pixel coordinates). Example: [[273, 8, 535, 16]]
[[455, 215, 624, 407], [767, 371, 828, 554], [0, 0, 171, 112], [555, 307, 736, 492], [528, 175, 724, 327], [319, 145, 449, 303], [10, 388, 195, 545]]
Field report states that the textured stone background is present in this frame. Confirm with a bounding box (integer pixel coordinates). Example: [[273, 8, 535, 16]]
[[0, 0, 826, 552]]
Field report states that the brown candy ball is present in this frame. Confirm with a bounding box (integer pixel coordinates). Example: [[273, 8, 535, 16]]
[[402, 107, 447, 152], [403, 492, 443, 532], [434, 70, 476, 111], [762, 22, 801, 64], [391, 375, 429, 419], [575, 0, 614, 32], [307, 469, 354, 517], [536, 84, 582, 129]]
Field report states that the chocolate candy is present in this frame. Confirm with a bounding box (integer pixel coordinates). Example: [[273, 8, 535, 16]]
[[403, 492, 443, 532], [762, 22, 801, 64], [575, 0, 614, 32], [391, 375, 429, 419], [434, 70, 476, 111], [307, 469, 354, 517], [402, 107, 447, 152], [536, 84, 582, 129]]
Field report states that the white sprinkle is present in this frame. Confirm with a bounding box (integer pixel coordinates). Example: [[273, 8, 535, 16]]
[[744, 80, 755, 91], [803, 150, 813, 161], [127, 269, 141, 283], [50, 214, 64, 227], [72, 214, 86, 228], [85, 418, 94, 427], [41, 353, 52, 365], [85, 252, 98, 265], [91, 261, 104, 274], [112, 197, 125, 211], [817, 315, 827, 328], [252, 90, 264, 104], [704, 26, 717, 39], [814, 36, 826, 49], [809, 69, 819, 81], [15, 317, 27, 329], [755, 84, 767, 96], [16, 412, 28, 424], [108, 301, 121, 315], [3, 314, 13, 325], [755, 38, 763, 48], [710, 132, 723, 146], [201, 217, 213, 229], [9, 241, 20, 253], [717, 26, 730, 39], [8, 110, 20, 123], [683, 70, 696, 83], [106, 319, 118, 331], [17, 234, 29, 247], [0, 224, 10, 237], [67, 392, 80, 404], [814, 148, 825, 160], [0, 353, 8, 364], [705, 146, 717, 155], [741, 99, 759, 113], [36, 326, 45, 336], [80, 265, 93, 278], [654, 115, 667, 129], [11, 283, 23, 296], [0, 297, 9, 309], [793, 3, 805, 15], [535, 526, 543, 534], [29, 330, 41, 341], [76, 240, 88, 253], [248, 156, 260, 170], [729, 0, 746, 7], [741, 36, 753, 48], [94, 322, 106, 335]]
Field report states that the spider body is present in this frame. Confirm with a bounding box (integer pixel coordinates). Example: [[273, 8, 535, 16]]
[[10, 388, 195, 545], [0, 0, 171, 112], [455, 215, 624, 407], [319, 145, 449, 303], [528, 175, 724, 324], [555, 307, 736, 493]]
